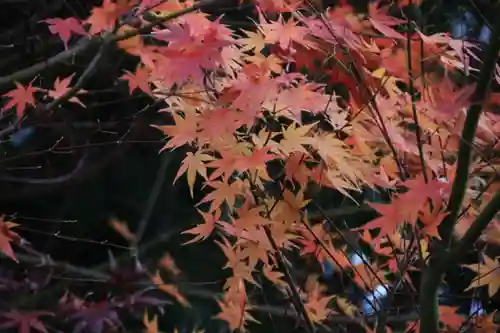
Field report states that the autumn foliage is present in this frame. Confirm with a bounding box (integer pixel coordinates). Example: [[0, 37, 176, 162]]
[[1, 0, 500, 332]]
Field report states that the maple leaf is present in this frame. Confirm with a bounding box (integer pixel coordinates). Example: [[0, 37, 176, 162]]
[[139, 0, 189, 14], [2, 81, 40, 120], [199, 178, 248, 213], [258, 12, 317, 52], [301, 276, 335, 325], [419, 207, 447, 239], [116, 24, 142, 54], [43, 17, 87, 49], [482, 218, 500, 245], [47, 74, 87, 107], [357, 201, 404, 240], [143, 311, 163, 333], [108, 218, 136, 243], [464, 254, 500, 297], [206, 152, 241, 181], [120, 65, 153, 96], [151, 271, 190, 306], [0, 310, 53, 333], [70, 301, 121, 333], [153, 110, 199, 151], [238, 29, 267, 54], [175, 151, 214, 197], [262, 264, 286, 287], [277, 122, 316, 157], [0, 215, 21, 262], [438, 306, 464, 331], [159, 253, 181, 276], [86, 0, 127, 35], [182, 208, 221, 244]]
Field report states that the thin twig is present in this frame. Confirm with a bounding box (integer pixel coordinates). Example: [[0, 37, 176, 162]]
[[134, 152, 173, 245]]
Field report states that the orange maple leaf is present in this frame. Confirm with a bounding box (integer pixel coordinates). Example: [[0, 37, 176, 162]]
[[153, 110, 199, 151], [175, 151, 214, 197], [464, 254, 500, 297], [182, 208, 221, 244], [86, 0, 129, 35], [151, 271, 190, 307], [158, 253, 181, 276], [199, 178, 248, 213]]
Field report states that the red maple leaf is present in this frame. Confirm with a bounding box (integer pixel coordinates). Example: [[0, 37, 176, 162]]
[[2, 81, 40, 120], [43, 17, 87, 49]]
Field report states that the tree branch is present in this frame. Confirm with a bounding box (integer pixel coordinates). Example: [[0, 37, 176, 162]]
[[439, 11, 500, 247], [134, 152, 173, 245], [420, 192, 500, 333], [0, 0, 220, 89]]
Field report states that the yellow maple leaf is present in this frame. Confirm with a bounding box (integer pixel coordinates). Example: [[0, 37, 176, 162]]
[[464, 254, 500, 297], [238, 29, 267, 54], [175, 151, 214, 197]]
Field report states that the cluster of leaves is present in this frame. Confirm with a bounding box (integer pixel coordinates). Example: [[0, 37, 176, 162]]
[[2, 0, 500, 332]]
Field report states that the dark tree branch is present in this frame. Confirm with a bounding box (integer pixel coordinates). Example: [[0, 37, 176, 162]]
[[0, 152, 88, 184], [40, 34, 113, 113], [420, 191, 500, 333], [439, 11, 500, 248]]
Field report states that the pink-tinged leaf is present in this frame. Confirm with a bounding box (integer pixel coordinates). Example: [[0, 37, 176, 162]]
[[1, 81, 40, 120], [47, 73, 87, 107], [369, 18, 406, 40], [43, 17, 87, 49], [120, 65, 153, 96], [368, 0, 407, 26]]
